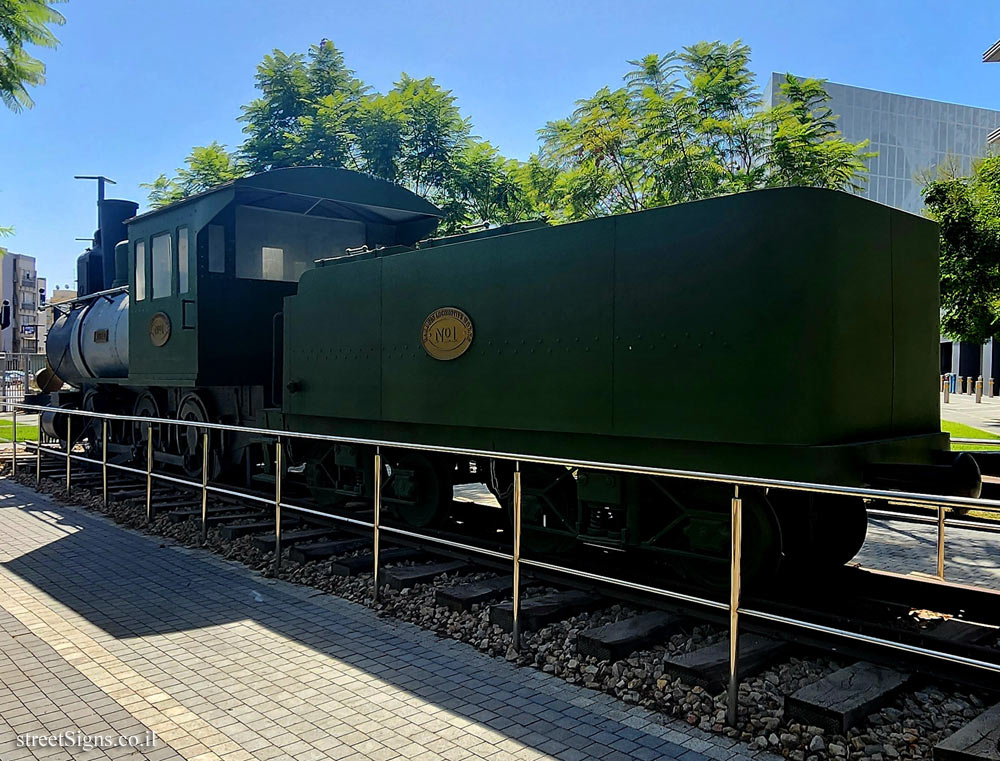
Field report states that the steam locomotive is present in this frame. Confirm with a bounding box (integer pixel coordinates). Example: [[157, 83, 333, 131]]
[[31, 167, 979, 587]]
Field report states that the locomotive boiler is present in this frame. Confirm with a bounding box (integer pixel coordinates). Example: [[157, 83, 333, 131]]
[[31, 166, 979, 588]]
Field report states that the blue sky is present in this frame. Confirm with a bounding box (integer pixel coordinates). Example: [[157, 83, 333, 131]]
[[2, 0, 999, 287]]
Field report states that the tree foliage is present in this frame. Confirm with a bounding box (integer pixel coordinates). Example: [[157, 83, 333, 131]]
[[147, 38, 872, 233], [0, 0, 65, 112], [535, 43, 873, 221], [923, 155, 1000, 344]]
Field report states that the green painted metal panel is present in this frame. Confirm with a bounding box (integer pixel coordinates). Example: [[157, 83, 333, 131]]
[[611, 188, 896, 445], [378, 219, 615, 432], [888, 209, 940, 435], [283, 257, 381, 419]]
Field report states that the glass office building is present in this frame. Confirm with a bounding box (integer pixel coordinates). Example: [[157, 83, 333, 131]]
[[762, 73, 1000, 214]]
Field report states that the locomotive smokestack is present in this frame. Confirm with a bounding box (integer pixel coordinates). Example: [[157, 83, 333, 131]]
[[74, 175, 138, 294]]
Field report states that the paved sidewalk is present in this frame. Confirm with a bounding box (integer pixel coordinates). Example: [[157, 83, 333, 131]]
[[858, 516, 1000, 590], [940, 390, 1000, 434], [0, 478, 771, 761]]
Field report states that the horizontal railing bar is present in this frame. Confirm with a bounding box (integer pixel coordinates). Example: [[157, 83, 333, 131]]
[[741, 607, 1000, 673], [520, 557, 730, 611], [12, 402, 1000, 512], [280, 501, 374, 529], [379, 524, 515, 561], [950, 438, 1000, 444]]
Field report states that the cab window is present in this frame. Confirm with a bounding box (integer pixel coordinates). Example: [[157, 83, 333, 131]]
[[151, 232, 172, 299], [178, 226, 190, 294], [134, 240, 146, 301]]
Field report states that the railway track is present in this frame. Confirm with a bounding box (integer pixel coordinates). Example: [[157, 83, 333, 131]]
[[6, 452, 999, 761]]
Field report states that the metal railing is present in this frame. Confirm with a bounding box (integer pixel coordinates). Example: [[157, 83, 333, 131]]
[[3, 401, 1000, 727]]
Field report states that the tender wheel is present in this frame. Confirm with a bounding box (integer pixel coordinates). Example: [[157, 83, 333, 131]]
[[770, 491, 868, 571], [384, 452, 449, 528], [506, 464, 579, 554]]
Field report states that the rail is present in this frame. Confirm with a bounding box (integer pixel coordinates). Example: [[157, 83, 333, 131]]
[[3, 401, 1000, 728]]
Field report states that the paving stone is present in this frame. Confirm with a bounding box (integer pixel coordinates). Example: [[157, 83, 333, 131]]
[[434, 576, 514, 612], [662, 634, 785, 688], [382, 561, 471, 590], [577, 611, 684, 661], [0, 474, 779, 761], [785, 661, 910, 734], [933, 701, 1000, 761], [489, 591, 604, 632]]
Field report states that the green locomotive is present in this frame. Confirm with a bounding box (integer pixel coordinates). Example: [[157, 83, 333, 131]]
[[35, 166, 979, 586]]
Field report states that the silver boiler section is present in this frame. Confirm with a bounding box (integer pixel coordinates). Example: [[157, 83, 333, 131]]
[[45, 289, 129, 385]]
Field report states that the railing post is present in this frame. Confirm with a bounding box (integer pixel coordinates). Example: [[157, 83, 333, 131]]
[[512, 462, 522, 652], [727, 484, 742, 728], [373, 447, 381, 602], [35, 417, 41, 486], [101, 419, 108, 506], [201, 432, 209, 542], [145, 422, 153, 524], [937, 506, 946, 579], [65, 416, 71, 491], [273, 439, 282, 573], [11, 407, 17, 474]]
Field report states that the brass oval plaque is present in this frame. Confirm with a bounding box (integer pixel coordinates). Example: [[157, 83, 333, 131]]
[[149, 312, 172, 347], [421, 307, 473, 360]]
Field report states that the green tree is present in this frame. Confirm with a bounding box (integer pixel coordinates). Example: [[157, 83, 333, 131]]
[[141, 142, 246, 208], [765, 74, 873, 191], [0, 0, 65, 112], [924, 155, 1000, 344], [536, 41, 873, 221]]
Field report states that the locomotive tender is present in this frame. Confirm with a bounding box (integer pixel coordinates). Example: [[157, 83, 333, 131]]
[[34, 166, 979, 585]]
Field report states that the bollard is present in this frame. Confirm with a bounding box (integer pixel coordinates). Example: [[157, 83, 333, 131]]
[[959, 376, 965, 394], [976, 379, 983, 403], [65, 417, 71, 491], [102, 420, 108, 506], [936, 507, 946, 579], [991, 378, 996, 398], [968, 376, 974, 395], [11, 407, 16, 474], [512, 463, 523, 652], [943, 376, 950, 404], [727, 484, 743, 727], [372, 448, 381, 601], [200, 433, 209, 541], [273, 440, 282, 573], [145, 422, 153, 524]]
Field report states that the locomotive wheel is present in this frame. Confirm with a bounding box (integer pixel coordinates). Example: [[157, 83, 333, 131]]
[[637, 478, 783, 591], [385, 453, 449, 528], [506, 464, 579, 554], [176, 393, 214, 479], [131, 391, 164, 459]]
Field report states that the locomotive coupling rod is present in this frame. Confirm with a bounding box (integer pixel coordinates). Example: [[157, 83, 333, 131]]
[[102, 420, 108, 506], [372, 448, 381, 602], [273, 440, 282, 574], [65, 417, 71, 491], [727, 484, 743, 728], [512, 463, 523, 653], [937, 507, 946, 579], [11, 407, 16, 474], [201, 433, 209, 542], [145, 422, 153, 524]]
